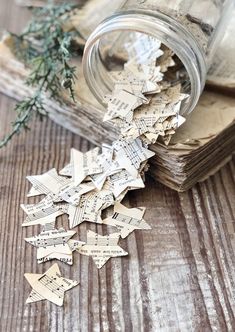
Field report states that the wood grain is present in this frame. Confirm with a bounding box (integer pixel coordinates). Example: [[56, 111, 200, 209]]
[[0, 2, 235, 332]]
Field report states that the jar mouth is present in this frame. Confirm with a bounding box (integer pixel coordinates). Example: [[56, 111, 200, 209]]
[[83, 10, 207, 115]]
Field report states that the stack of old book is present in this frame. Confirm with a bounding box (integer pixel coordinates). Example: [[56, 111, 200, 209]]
[[0, 0, 234, 191], [150, 91, 235, 190]]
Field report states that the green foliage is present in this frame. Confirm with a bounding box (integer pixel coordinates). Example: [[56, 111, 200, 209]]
[[0, 2, 79, 148]]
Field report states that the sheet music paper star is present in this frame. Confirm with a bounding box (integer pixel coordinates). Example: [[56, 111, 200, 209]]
[[108, 169, 145, 198], [27, 168, 71, 198], [124, 63, 163, 93], [90, 144, 122, 190], [103, 202, 151, 238], [113, 138, 155, 178], [70, 147, 103, 185], [161, 114, 186, 145], [25, 264, 79, 306], [103, 89, 144, 123], [25, 228, 83, 265], [67, 189, 114, 228], [21, 195, 68, 227], [75, 230, 128, 269], [121, 117, 162, 141], [110, 70, 156, 98], [58, 182, 95, 205], [152, 84, 189, 106], [27, 186, 42, 197]]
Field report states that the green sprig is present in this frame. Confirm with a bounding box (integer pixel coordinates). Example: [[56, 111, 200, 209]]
[[1, 2, 79, 148]]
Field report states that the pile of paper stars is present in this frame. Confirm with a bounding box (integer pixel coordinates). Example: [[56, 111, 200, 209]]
[[22, 33, 189, 306]]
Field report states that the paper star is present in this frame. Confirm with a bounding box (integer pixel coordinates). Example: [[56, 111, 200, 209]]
[[124, 63, 163, 93], [103, 90, 144, 123], [21, 195, 68, 227], [27, 186, 42, 197], [25, 263, 79, 306], [161, 114, 186, 145], [113, 138, 155, 178], [110, 70, 154, 98], [27, 168, 71, 197], [151, 84, 189, 106], [59, 148, 102, 182], [142, 132, 160, 145], [90, 144, 122, 190], [67, 189, 114, 228], [156, 46, 175, 72], [70, 147, 103, 185], [25, 228, 84, 265], [75, 230, 128, 269], [108, 169, 145, 198], [58, 182, 95, 205], [103, 202, 151, 238]]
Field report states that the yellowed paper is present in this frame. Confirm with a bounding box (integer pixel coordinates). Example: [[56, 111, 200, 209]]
[[103, 202, 151, 238], [25, 264, 79, 306], [27, 168, 71, 197], [25, 228, 83, 265], [75, 230, 128, 269]]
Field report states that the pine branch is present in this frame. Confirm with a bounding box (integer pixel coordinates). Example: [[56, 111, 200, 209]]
[[0, 94, 46, 148], [0, 2, 79, 148]]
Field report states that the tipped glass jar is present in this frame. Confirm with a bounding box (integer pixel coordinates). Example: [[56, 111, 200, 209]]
[[83, 0, 234, 115]]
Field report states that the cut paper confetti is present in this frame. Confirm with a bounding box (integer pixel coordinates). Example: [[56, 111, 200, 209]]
[[21, 196, 68, 227], [75, 230, 128, 269], [25, 228, 84, 265], [27, 168, 71, 197], [102, 202, 151, 239], [25, 264, 79, 306], [69, 147, 103, 185], [21, 32, 189, 306]]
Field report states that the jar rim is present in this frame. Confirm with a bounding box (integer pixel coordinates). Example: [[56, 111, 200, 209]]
[[83, 10, 207, 115]]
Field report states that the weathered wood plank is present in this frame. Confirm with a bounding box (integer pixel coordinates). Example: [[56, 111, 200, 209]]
[[1, 93, 235, 331]]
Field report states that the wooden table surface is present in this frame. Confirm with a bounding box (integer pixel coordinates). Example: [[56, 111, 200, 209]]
[[0, 2, 235, 332]]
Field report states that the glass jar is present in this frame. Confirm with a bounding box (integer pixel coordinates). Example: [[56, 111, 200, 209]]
[[82, 0, 234, 115]]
